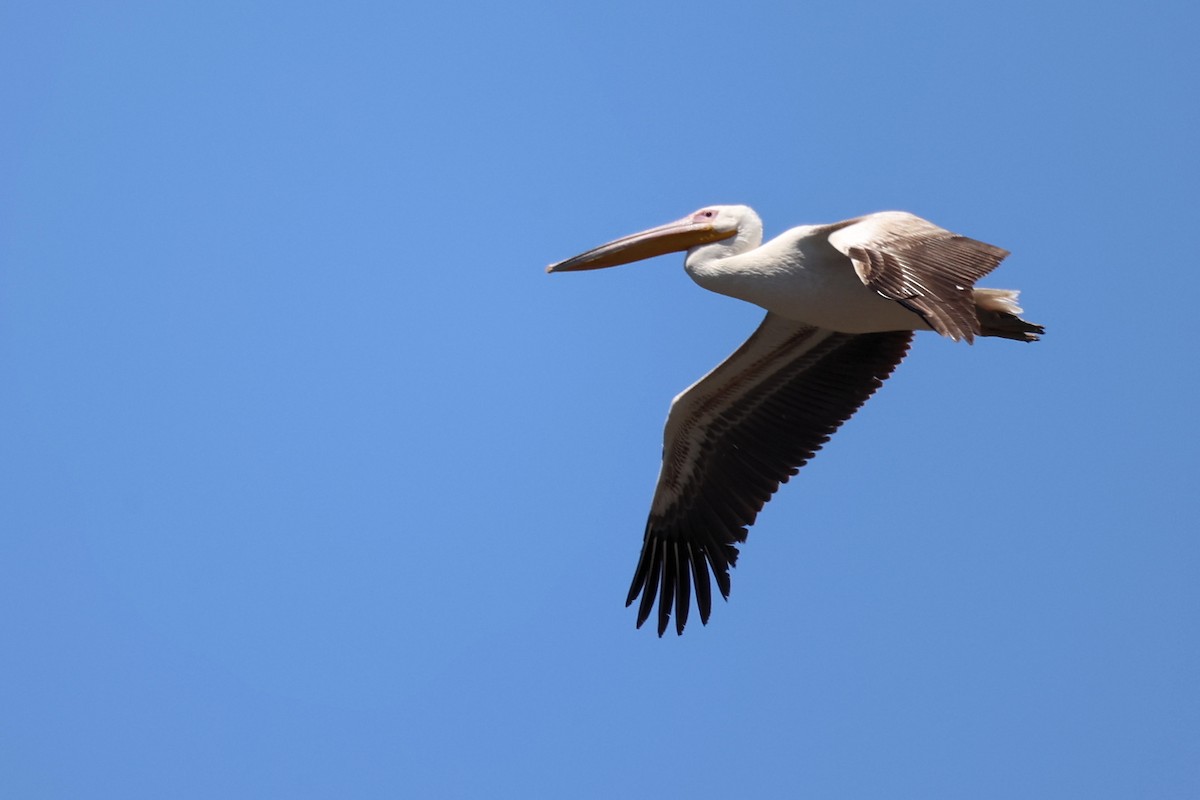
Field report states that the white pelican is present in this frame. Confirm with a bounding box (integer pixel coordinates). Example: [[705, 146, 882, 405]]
[[547, 205, 1042, 636]]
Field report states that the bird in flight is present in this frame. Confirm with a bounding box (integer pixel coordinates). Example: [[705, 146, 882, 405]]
[[547, 205, 1042, 636]]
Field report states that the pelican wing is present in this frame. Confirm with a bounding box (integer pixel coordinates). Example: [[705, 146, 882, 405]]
[[627, 313, 913, 635], [828, 212, 1009, 342]]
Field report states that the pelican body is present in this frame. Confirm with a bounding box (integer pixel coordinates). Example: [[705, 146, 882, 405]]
[[548, 205, 1042, 636]]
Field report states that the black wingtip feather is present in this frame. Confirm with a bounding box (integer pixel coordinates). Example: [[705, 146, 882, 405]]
[[634, 540, 662, 629], [674, 542, 691, 635], [690, 544, 713, 625], [657, 542, 676, 637]]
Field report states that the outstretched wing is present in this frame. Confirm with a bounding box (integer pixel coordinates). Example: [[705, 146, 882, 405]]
[[828, 212, 1009, 342], [627, 313, 914, 635]]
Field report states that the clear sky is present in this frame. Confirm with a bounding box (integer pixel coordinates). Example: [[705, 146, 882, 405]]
[[3, 1, 1198, 797]]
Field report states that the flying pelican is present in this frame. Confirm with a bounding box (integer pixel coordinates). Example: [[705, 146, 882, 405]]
[[547, 205, 1042, 636]]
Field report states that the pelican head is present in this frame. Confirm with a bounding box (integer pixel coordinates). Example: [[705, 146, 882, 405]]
[[547, 205, 761, 273]]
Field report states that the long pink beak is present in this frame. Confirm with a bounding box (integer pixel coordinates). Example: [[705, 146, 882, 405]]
[[546, 215, 736, 273]]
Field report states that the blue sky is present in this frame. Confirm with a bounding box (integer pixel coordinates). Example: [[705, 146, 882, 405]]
[[2, 1, 1198, 797]]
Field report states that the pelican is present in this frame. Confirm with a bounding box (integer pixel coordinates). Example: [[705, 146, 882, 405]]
[[547, 205, 1042, 636]]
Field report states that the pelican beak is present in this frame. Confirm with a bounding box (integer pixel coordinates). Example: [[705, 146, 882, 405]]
[[546, 215, 736, 273]]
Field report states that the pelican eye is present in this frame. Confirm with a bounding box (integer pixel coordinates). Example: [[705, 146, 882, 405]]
[[694, 209, 717, 222]]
